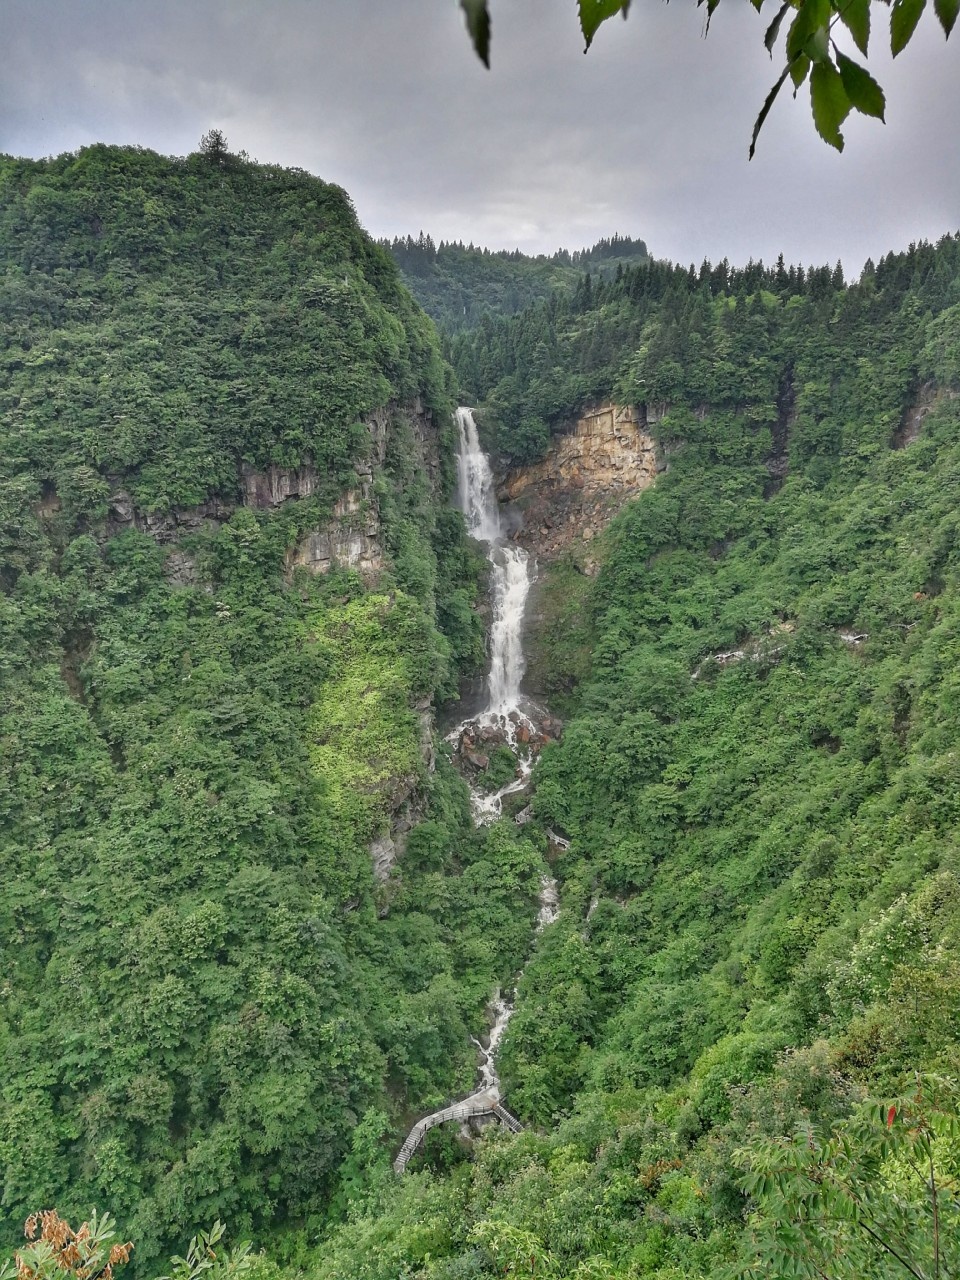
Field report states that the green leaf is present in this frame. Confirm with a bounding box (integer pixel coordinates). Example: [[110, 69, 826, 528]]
[[934, 0, 959, 34], [891, 0, 926, 53], [460, 0, 491, 67], [764, 1, 792, 54], [750, 62, 793, 158], [810, 58, 851, 148], [790, 51, 812, 86], [578, 0, 630, 50], [786, 0, 831, 60], [837, 0, 871, 53], [836, 51, 886, 116]]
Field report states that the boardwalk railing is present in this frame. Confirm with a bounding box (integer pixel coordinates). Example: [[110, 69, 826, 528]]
[[393, 1089, 524, 1173]]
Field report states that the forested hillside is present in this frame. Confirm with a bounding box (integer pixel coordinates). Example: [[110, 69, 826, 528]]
[[0, 145, 548, 1271], [6, 139, 960, 1280], [314, 237, 960, 1278], [385, 233, 649, 333]]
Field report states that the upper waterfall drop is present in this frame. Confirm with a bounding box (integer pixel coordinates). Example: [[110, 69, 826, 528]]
[[454, 406, 501, 545], [454, 407, 532, 719]]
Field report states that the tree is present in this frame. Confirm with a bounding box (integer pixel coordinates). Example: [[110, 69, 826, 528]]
[[735, 1076, 960, 1280], [0, 1211, 133, 1280], [457, 0, 957, 156], [199, 128, 229, 165], [0, 1213, 253, 1280]]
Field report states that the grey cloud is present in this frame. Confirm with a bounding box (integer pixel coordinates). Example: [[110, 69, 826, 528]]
[[1, 0, 957, 270]]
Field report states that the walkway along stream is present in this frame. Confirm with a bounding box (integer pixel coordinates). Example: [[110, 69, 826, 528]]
[[393, 408, 559, 1173]]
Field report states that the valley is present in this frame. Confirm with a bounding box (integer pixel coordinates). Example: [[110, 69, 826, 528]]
[[3, 143, 960, 1280]]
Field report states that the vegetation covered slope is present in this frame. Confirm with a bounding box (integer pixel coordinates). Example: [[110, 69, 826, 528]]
[[0, 146, 549, 1271], [7, 142, 960, 1280], [385, 233, 649, 333], [313, 238, 960, 1279]]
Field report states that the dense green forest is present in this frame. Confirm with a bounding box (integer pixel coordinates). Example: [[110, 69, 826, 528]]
[[313, 237, 960, 1277], [5, 139, 960, 1280], [0, 145, 548, 1271], [384, 233, 649, 333]]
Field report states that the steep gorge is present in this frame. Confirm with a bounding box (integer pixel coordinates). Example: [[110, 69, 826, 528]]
[[394, 407, 560, 1171], [8, 142, 960, 1280], [315, 235, 960, 1280]]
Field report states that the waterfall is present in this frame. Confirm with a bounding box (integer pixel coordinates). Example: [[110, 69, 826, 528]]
[[389, 411, 559, 1165], [454, 406, 532, 718], [455, 405, 501, 545]]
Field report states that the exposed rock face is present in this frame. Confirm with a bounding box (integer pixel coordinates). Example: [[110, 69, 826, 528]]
[[498, 404, 661, 567], [893, 382, 957, 449], [103, 400, 441, 587], [107, 493, 233, 544], [289, 489, 384, 578], [447, 711, 562, 793], [287, 399, 439, 582], [242, 462, 320, 507]]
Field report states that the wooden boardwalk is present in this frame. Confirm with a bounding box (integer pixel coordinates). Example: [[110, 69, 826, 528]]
[[393, 1088, 524, 1173]]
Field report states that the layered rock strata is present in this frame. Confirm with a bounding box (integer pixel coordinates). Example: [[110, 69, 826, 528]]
[[498, 403, 661, 566], [101, 399, 440, 584]]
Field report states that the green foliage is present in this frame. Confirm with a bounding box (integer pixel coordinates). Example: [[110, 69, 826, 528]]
[[385, 233, 648, 334], [736, 1076, 960, 1279], [0, 145, 448, 512], [455, 0, 953, 155], [0, 146, 507, 1274], [159, 1223, 253, 1280], [480, 745, 518, 792], [453, 234, 960, 467], [0, 1214, 253, 1280], [308, 235, 960, 1280], [7, 143, 960, 1280], [0, 1211, 133, 1280]]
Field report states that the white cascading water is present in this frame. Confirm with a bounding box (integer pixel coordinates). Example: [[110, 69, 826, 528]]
[[454, 406, 532, 719], [453, 407, 558, 1094], [392, 411, 560, 1161]]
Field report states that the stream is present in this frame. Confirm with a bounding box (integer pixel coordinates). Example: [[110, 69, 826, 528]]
[[394, 410, 560, 1168], [451, 406, 558, 1096]]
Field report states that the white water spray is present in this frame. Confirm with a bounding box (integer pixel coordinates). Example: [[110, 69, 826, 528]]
[[454, 407, 532, 719], [392, 412, 559, 1162], [451, 407, 558, 1091]]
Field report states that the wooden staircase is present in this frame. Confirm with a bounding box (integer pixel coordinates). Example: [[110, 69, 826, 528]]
[[393, 1090, 524, 1173]]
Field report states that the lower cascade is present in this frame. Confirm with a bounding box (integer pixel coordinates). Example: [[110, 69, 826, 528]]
[[394, 408, 559, 1173]]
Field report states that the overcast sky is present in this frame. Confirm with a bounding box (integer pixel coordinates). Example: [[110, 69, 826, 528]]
[[2, 0, 958, 272]]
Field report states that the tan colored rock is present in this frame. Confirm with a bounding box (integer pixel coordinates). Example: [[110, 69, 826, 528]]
[[498, 404, 661, 561], [285, 399, 441, 584]]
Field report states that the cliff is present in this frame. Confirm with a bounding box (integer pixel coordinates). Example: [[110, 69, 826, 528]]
[[497, 403, 661, 569], [101, 399, 442, 588]]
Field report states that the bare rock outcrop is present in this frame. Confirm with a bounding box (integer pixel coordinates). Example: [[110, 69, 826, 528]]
[[893, 382, 957, 449], [107, 492, 233, 545], [289, 489, 384, 578], [102, 399, 441, 587], [242, 462, 320, 507], [498, 404, 661, 567], [285, 398, 439, 582]]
